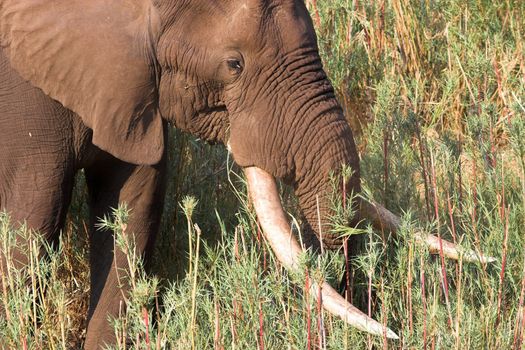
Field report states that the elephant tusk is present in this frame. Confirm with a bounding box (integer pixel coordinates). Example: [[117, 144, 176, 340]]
[[358, 199, 497, 264], [244, 167, 399, 340]]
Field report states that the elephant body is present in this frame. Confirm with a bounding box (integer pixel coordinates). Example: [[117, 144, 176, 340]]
[[0, 0, 364, 348]]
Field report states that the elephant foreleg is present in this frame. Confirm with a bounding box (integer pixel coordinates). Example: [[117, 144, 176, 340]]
[[0, 56, 82, 348], [83, 151, 166, 350]]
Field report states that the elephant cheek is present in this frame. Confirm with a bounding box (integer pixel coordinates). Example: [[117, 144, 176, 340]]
[[227, 117, 259, 168], [228, 124, 291, 180], [227, 138, 250, 167]]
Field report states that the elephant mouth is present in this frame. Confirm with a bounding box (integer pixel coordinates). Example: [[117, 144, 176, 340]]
[[244, 166, 496, 339]]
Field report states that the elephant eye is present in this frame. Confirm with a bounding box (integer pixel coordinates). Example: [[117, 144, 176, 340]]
[[226, 58, 243, 75]]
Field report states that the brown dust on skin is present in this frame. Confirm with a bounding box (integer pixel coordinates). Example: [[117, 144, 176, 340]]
[[1, 0, 362, 347]]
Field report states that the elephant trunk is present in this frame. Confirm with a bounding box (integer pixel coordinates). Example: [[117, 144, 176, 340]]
[[291, 106, 360, 250]]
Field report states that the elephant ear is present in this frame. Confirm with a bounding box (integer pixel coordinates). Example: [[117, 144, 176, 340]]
[[0, 0, 163, 165]]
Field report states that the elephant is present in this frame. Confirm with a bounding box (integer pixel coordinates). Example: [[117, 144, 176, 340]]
[[0, 0, 494, 348]]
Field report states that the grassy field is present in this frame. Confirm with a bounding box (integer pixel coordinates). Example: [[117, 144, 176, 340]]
[[1, 0, 525, 348]]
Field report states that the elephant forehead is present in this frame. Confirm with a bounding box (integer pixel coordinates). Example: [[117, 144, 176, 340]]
[[195, 1, 311, 48], [227, 0, 316, 54]]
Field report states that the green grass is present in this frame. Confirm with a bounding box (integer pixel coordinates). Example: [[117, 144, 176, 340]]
[[1, 0, 525, 348]]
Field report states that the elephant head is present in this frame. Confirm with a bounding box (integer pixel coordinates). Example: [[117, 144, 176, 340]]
[[0, 0, 494, 338], [152, 0, 362, 250]]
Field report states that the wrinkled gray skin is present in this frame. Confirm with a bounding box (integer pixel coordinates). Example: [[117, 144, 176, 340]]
[[0, 0, 360, 348]]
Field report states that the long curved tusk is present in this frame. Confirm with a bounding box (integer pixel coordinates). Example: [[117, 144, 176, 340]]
[[245, 167, 399, 340], [358, 199, 496, 264]]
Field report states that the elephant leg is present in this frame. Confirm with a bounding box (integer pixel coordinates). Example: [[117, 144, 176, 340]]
[[0, 161, 76, 349], [83, 151, 167, 350], [0, 54, 82, 265], [0, 57, 79, 261], [0, 170, 76, 276], [0, 55, 83, 349]]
